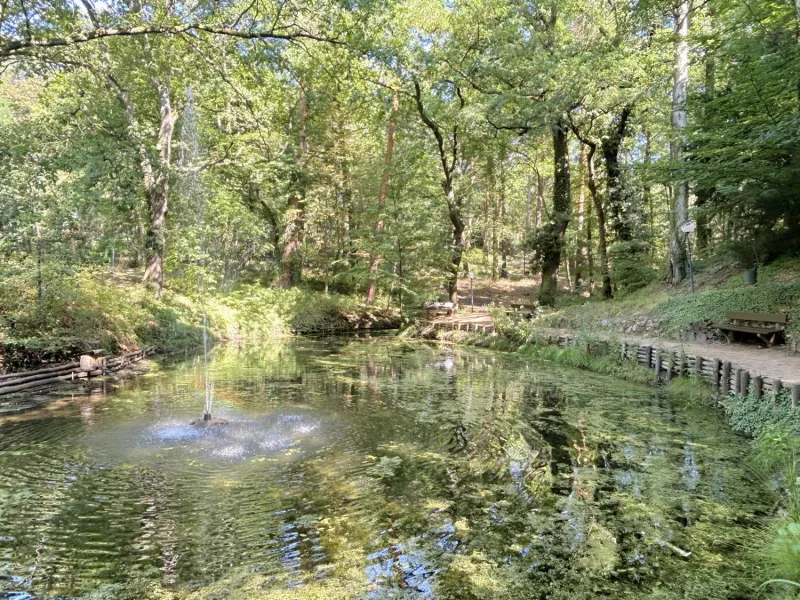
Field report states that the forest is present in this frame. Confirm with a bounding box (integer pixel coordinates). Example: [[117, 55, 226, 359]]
[[1, 0, 798, 322]]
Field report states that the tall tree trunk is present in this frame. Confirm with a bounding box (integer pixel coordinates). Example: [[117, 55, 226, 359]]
[[525, 174, 533, 232], [366, 92, 399, 304], [695, 31, 715, 251], [412, 79, 464, 305], [644, 130, 654, 249], [280, 88, 308, 287], [539, 119, 571, 307], [585, 143, 612, 298], [576, 145, 587, 285], [445, 177, 465, 305], [586, 179, 594, 290], [600, 105, 633, 242], [141, 79, 174, 298], [489, 152, 498, 281], [535, 170, 544, 230], [499, 145, 508, 278], [535, 168, 545, 283], [667, 0, 690, 284]]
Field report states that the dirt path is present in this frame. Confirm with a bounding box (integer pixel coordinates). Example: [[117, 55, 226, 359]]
[[422, 307, 800, 384], [431, 276, 800, 384], [617, 333, 800, 385]]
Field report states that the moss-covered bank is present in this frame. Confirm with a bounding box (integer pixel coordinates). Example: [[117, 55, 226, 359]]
[[0, 269, 400, 372]]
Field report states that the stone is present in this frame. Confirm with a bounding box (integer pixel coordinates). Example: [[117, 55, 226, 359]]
[[79, 355, 97, 372], [601, 319, 610, 327]]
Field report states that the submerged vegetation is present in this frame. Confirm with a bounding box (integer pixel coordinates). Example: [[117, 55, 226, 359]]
[[413, 320, 800, 598], [0, 338, 781, 599]]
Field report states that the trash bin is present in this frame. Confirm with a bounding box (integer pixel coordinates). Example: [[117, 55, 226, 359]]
[[744, 267, 758, 285]]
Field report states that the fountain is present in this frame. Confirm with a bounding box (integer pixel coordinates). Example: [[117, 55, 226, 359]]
[[181, 88, 226, 427]]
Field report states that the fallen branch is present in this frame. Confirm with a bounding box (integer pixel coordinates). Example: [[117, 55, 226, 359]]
[[657, 538, 692, 559]]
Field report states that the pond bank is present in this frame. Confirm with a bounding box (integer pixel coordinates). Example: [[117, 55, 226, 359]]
[[0, 270, 400, 373]]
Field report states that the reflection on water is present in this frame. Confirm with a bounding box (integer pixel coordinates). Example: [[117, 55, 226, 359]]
[[0, 336, 770, 599]]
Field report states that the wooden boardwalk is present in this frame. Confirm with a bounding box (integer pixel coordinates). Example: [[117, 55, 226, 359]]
[[422, 308, 496, 334]]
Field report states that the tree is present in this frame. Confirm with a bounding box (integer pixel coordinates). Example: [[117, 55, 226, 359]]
[[667, 0, 690, 284]]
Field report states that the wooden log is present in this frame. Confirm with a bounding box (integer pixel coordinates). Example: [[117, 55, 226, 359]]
[[741, 370, 750, 396], [753, 376, 763, 400], [0, 364, 79, 389], [0, 369, 102, 396], [666, 352, 674, 381], [734, 368, 742, 395], [721, 362, 731, 395], [0, 361, 80, 382], [643, 346, 652, 368], [654, 351, 662, 379], [694, 356, 703, 377], [712, 359, 721, 389], [793, 385, 799, 409]]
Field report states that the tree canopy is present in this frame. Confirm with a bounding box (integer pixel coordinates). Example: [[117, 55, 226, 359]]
[[1, 0, 798, 306]]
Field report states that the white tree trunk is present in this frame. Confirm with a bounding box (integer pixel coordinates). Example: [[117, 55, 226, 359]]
[[667, 0, 690, 284]]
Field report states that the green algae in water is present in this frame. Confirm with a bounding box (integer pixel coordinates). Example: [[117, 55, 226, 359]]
[[0, 336, 771, 599]]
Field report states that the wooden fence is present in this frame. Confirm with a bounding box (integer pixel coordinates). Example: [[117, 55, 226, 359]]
[[427, 321, 496, 334], [0, 347, 155, 396], [556, 334, 800, 407]]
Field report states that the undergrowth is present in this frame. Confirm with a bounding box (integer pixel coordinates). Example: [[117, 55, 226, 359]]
[[537, 257, 800, 344], [725, 389, 800, 438], [0, 268, 398, 364]]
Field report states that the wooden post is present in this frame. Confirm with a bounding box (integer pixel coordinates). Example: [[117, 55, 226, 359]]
[[644, 346, 652, 368], [741, 370, 750, 396], [621, 342, 628, 360], [694, 356, 703, 378], [772, 379, 782, 405], [721, 362, 731, 395], [654, 351, 662, 380], [666, 352, 674, 381], [677, 355, 686, 377], [753, 376, 763, 400], [734, 368, 742, 395], [711, 358, 721, 390], [792, 384, 799, 409]]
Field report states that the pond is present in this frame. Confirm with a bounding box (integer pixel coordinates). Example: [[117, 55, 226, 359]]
[[0, 335, 771, 599]]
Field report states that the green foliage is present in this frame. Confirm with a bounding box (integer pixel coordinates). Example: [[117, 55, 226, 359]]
[[725, 391, 800, 440], [656, 283, 800, 338], [666, 377, 716, 406], [0, 268, 398, 362], [507, 331, 656, 386], [608, 240, 657, 294]]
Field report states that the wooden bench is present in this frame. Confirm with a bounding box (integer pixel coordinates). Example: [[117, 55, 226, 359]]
[[422, 301, 455, 316], [501, 303, 538, 320], [714, 311, 788, 346]]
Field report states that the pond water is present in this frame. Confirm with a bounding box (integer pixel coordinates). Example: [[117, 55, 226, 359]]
[[0, 336, 771, 599]]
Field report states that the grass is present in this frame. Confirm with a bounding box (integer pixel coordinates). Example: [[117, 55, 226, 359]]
[[538, 256, 800, 343], [0, 267, 399, 368]]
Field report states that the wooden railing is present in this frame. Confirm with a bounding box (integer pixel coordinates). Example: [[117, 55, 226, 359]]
[[427, 321, 496, 334], [0, 347, 155, 396], [555, 335, 800, 406]]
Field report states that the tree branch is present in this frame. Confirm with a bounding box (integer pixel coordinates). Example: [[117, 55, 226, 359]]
[[0, 22, 342, 57], [412, 78, 452, 179]]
